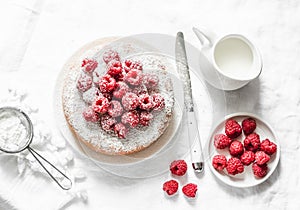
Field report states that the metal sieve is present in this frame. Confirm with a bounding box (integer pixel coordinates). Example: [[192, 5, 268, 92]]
[[0, 106, 72, 190]]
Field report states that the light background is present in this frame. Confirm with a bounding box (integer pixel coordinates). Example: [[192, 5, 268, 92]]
[[0, 0, 300, 209]]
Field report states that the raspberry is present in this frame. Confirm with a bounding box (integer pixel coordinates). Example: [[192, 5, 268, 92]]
[[212, 155, 227, 171], [139, 111, 153, 126], [229, 141, 244, 157], [121, 111, 139, 128], [214, 134, 231, 149], [252, 163, 268, 178], [242, 118, 257, 135], [92, 96, 110, 114], [99, 74, 116, 93], [226, 157, 244, 175], [139, 94, 154, 110], [82, 106, 100, 122], [114, 123, 127, 139], [107, 60, 123, 77], [100, 114, 117, 132], [244, 133, 261, 152], [108, 100, 123, 118], [113, 82, 129, 99], [260, 139, 277, 155], [240, 151, 255, 166], [77, 73, 93, 92], [81, 58, 98, 73], [225, 119, 242, 139], [143, 73, 159, 89], [124, 59, 143, 72], [103, 50, 120, 64], [182, 183, 197, 198], [169, 160, 187, 176], [122, 92, 139, 111], [162, 180, 178, 196], [255, 151, 270, 165], [131, 84, 148, 96], [152, 93, 165, 111], [124, 69, 142, 86]]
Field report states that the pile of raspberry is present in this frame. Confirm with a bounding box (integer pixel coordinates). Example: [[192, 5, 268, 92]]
[[212, 117, 277, 178], [77, 50, 166, 139], [163, 160, 198, 198]]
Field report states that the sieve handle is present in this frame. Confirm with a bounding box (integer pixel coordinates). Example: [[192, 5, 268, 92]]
[[28, 147, 72, 190]]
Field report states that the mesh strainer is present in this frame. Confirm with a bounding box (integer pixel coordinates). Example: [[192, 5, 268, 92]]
[[0, 106, 72, 190]]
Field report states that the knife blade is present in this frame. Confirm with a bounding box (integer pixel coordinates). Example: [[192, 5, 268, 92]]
[[175, 32, 204, 173]]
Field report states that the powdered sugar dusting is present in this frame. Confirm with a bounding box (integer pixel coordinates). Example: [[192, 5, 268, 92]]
[[62, 40, 175, 155], [0, 110, 28, 152]]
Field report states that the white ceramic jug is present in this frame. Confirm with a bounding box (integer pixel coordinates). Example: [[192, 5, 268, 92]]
[[193, 27, 262, 91]]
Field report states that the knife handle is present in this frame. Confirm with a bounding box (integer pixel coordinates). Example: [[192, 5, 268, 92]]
[[187, 111, 204, 173]]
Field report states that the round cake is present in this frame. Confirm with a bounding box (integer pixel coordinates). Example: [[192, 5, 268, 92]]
[[62, 39, 175, 155]]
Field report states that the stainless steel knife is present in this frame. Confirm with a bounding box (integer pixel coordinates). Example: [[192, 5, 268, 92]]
[[175, 32, 204, 173]]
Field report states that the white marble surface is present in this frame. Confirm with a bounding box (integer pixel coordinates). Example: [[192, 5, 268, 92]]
[[1, 0, 300, 209]]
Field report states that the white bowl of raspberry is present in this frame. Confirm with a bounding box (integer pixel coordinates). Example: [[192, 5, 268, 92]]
[[207, 112, 280, 188]]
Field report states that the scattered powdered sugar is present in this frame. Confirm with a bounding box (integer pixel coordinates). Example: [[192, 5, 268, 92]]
[[0, 111, 28, 152], [62, 40, 175, 154], [0, 88, 87, 207]]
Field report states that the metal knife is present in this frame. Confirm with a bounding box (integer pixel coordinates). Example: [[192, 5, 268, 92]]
[[175, 32, 204, 173]]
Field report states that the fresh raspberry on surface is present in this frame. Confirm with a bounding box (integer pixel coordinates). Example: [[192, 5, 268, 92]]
[[226, 157, 244, 175], [252, 162, 268, 178], [139, 111, 153, 126], [212, 155, 227, 171], [225, 119, 242, 139], [143, 73, 159, 89], [242, 117, 257, 135], [100, 114, 117, 132], [107, 60, 123, 77], [103, 50, 120, 64], [77, 73, 93, 92], [182, 183, 198, 198], [214, 134, 231, 149], [139, 94, 154, 110], [124, 59, 143, 72], [152, 93, 165, 111], [113, 81, 129, 99], [229, 141, 244, 157], [82, 106, 100, 122], [255, 151, 270, 165], [121, 111, 140, 128], [114, 123, 128, 139], [124, 69, 142, 86], [81, 58, 98, 73], [244, 133, 261, 152], [240, 150, 255, 166], [108, 100, 124, 118], [122, 92, 139, 111], [170, 160, 187, 176], [92, 96, 110, 114], [260, 139, 277, 155], [99, 74, 116, 93], [163, 180, 179, 196]]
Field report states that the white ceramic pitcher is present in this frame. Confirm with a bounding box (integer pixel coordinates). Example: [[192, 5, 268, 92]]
[[193, 27, 262, 91]]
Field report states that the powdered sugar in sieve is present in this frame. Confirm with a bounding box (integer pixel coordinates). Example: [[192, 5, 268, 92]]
[[0, 108, 32, 153], [0, 107, 72, 190]]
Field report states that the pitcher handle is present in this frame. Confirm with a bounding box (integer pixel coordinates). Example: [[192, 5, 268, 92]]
[[192, 27, 216, 47]]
